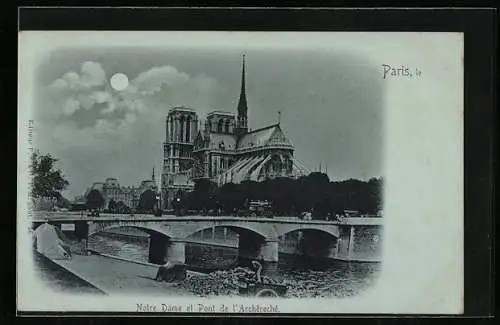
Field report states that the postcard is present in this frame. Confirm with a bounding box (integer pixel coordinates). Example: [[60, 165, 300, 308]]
[[17, 31, 463, 314]]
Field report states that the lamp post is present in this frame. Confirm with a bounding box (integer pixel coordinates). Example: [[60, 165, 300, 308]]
[[174, 197, 181, 216], [154, 192, 161, 216]]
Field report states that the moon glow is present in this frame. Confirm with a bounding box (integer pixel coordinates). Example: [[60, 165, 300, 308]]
[[110, 73, 129, 91]]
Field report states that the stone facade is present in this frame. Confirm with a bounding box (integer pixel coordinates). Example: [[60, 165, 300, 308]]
[[162, 107, 198, 210], [161, 56, 308, 209], [85, 175, 158, 210]]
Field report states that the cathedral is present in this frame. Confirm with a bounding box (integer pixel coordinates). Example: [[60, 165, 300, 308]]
[[161, 55, 308, 209]]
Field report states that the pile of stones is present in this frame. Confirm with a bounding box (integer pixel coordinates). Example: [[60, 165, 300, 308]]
[[178, 267, 374, 298], [178, 267, 282, 297]]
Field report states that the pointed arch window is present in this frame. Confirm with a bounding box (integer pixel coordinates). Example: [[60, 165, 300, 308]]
[[225, 119, 230, 133], [168, 117, 174, 141], [217, 119, 224, 133], [179, 116, 185, 142], [186, 116, 191, 142]]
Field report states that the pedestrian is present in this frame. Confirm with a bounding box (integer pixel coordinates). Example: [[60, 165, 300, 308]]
[[155, 261, 173, 282]]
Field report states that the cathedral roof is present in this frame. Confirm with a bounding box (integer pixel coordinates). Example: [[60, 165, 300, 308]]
[[237, 124, 294, 150], [209, 133, 237, 150]]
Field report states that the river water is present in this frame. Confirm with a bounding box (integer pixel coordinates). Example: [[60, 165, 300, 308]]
[[86, 234, 381, 298]]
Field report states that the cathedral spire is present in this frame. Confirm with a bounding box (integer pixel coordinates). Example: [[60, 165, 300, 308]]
[[238, 54, 247, 114], [236, 54, 248, 136]]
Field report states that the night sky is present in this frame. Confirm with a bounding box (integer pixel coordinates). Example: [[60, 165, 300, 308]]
[[33, 42, 384, 199]]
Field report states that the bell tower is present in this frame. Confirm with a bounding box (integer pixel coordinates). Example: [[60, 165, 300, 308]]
[[162, 106, 198, 209]]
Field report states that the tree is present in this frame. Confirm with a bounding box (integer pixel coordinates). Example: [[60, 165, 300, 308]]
[[116, 201, 131, 214], [86, 189, 105, 210], [55, 196, 71, 209], [108, 199, 117, 213], [184, 179, 218, 212], [137, 189, 156, 213], [31, 150, 69, 199], [218, 182, 245, 214], [179, 171, 383, 218]]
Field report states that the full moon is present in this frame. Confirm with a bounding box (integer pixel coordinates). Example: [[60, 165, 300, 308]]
[[110, 73, 129, 91]]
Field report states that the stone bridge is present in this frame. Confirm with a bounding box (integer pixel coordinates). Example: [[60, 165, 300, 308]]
[[32, 213, 383, 271]]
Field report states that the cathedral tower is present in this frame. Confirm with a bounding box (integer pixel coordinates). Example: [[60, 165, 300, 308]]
[[235, 55, 248, 137], [162, 106, 198, 209]]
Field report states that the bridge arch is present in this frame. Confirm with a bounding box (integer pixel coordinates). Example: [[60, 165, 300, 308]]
[[182, 223, 279, 268], [277, 227, 340, 260], [274, 224, 340, 239], [88, 223, 174, 239], [88, 223, 189, 265], [183, 223, 271, 241]]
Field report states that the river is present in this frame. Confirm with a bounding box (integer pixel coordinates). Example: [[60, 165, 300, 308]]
[[84, 233, 381, 298]]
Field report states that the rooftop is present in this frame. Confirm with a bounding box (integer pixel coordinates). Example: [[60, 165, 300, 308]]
[[207, 110, 235, 116], [169, 106, 196, 113], [237, 123, 293, 150], [244, 123, 279, 135]]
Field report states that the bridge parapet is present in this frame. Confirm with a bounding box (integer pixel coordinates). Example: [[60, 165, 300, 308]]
[[32, 213, 383, 226], [84, 219, 345, 242], [31, 212, 383, 264], [337, 217, 383, 226]]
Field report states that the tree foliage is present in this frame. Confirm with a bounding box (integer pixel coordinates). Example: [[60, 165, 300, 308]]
[[184, 180, 219, 212], [30, 150, 69, 199], [55, 196, 71, 209], [108, 199, 132, 214], [116, 201, 132, 214], [137, 189, 157, 213], [86, 189, 105, 210], [178, 173, 383, 219], [108, 199, 117, 212]]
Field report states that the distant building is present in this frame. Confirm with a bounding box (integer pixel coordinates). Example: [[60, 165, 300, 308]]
[[161, 55, 308, 209], [85, 170, 158, 210]]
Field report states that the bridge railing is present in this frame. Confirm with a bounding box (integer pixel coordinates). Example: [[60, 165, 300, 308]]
[[32, 212, 383, 226]]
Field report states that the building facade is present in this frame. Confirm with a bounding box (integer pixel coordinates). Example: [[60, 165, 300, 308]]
[[85, 171, 158, 210], [161, 55, 308, 209], [161, 107, 198, 210]]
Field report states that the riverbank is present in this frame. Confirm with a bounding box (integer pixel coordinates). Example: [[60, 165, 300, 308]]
[[87, 233, 381, 298], [33, 251, 106, 295], [37, 251, 197, 296]]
